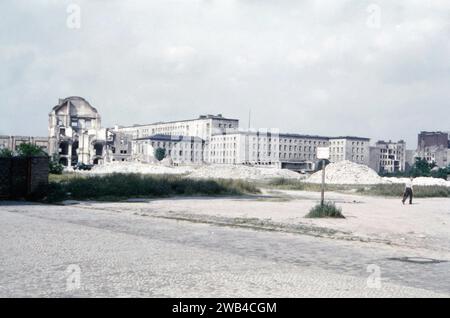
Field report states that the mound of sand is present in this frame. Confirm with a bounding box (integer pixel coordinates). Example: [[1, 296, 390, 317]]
[[306, 160, 383, 185]]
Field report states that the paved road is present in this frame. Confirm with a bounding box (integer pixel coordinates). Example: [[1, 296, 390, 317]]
[[1, 202, 449, 297]]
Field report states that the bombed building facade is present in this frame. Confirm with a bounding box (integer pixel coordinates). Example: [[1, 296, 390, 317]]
[[48, 97, 131, 167], [416, 131, 450, 168]]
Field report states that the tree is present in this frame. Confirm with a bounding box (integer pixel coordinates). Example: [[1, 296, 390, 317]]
[[16, 143, 47, 157], [0, 148, 13, 158], [410, 158, 431, 177], [154, 147, 166, 161]]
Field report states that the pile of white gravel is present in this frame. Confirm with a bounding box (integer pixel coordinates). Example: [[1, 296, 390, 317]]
[[383, 176, 450, 187], [79, 162, 305, 181], [306, 160, 450, 187], [82, 162, 195, 175], [188, 164, 305, 180], [306, 160, 384, 185]]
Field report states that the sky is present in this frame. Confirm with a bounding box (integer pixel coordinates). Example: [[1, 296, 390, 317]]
[[1, 0, 449, 148]]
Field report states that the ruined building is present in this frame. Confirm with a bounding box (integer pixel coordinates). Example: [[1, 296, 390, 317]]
[[417, 131, 450, 168], [49, 97, 110, 166], [369, 140, 406, 173]]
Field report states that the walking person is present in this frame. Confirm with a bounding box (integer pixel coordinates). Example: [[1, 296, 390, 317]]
[[402, 177, 414, 205]]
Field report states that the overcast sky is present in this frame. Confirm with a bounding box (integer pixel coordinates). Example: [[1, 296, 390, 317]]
[[1, 0, 449, 147]]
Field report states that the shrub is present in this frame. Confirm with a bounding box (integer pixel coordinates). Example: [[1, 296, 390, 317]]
[[0, 148, 13, 158], [49, 157, 64, 174], [305, 202, 345, 218]]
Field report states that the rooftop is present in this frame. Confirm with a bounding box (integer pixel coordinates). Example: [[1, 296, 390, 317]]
[[121, 114, 239, 129], [134, 134, 204, 142], [329, 136, 370, 141]]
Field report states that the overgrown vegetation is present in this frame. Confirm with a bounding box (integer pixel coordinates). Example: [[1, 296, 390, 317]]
[[0, 143, 47, 158], [46, 173, 260, 202], [381, 158, 449, 180], [266, 178, 449, 198], [2, 143, 60, 174], [49, 155, 64, 174], [305, 202, 345, 218], [16, 143, 47, 157], [0, 148, 14, 158], [356, 184, 450, 198], [265, 178, 355, 192]]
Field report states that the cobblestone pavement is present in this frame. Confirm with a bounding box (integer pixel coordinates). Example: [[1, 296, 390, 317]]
[[1, 202, 449, 297]]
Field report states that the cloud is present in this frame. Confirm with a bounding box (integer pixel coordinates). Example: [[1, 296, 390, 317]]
[[0, 0, 449, 146]]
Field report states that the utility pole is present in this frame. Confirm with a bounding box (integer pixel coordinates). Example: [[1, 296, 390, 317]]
[[321, 159, 326, 207], [317, 147, 329, 207]]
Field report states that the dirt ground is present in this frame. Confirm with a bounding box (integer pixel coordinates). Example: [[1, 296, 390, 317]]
[[65, 189, 450, 258]]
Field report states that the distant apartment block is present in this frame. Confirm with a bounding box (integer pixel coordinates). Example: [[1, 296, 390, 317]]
[[369, 140, 406, 173], [329, 137, 370, 166], [416, 131, 450, 167], [0, 135, 49, 153]]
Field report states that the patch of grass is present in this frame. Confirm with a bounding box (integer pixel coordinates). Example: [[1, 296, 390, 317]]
[[356, 184, 449, 198], [305, 201, 345, 219], [265, 178, 359, 192], [45, 173, 260, 202], [49, 173, 84, 183], [266, 178, 450, 198]]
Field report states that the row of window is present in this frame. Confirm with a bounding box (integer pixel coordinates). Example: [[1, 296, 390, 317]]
[[147, 141, 202, 149]]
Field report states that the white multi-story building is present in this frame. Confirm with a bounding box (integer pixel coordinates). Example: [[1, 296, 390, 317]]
[[118, 114, 239, 162], [118, 114, 239, 141], [209, 131, 279, 165], [209, 130, 329, 171], [329, 137, 370, 166], [132, 134, 204, 164]]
